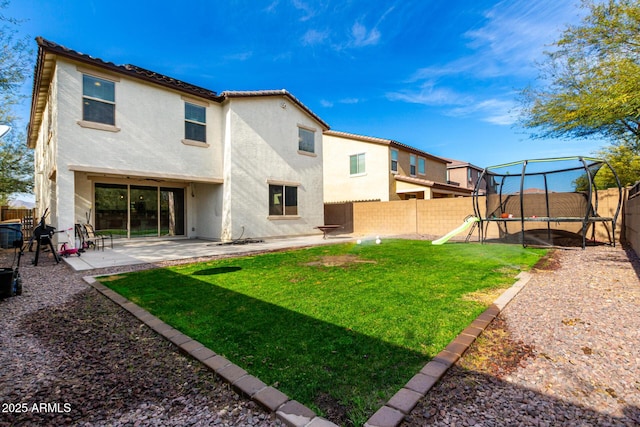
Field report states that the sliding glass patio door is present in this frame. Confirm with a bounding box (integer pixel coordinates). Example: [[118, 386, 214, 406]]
[[160, 188, 185, 236], [95, 183, 185, 238], [95, 184, 128, 238], [130, 186, 158, 237]]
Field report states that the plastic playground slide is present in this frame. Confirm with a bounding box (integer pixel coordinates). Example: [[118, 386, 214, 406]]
[[432, 216, 479, 245]]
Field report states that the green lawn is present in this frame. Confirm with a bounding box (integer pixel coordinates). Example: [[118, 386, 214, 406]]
[[101, 240, 545, 425]]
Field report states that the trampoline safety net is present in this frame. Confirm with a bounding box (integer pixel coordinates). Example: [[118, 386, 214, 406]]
[[472, 157, 622, 248]]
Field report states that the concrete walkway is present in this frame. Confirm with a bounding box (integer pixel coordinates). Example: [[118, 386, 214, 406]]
[[62, 235, 354, 271]]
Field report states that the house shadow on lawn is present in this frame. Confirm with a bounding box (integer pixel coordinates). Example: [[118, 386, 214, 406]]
[[14, 284, 639, 427], [101, 268, 435, 426]]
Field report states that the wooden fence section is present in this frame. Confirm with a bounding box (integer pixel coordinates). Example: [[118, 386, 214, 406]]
[[0, 206, 37, 240], [1, 206, 36, 222]]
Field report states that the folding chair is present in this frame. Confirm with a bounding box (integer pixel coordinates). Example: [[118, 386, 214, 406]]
[[81, 224, 111, 250]]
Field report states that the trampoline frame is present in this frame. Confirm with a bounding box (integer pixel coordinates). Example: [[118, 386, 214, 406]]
[[472, 156, 623, 248]]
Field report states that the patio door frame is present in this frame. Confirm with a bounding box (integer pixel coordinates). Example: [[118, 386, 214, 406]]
[[94, 181, 186, 239]]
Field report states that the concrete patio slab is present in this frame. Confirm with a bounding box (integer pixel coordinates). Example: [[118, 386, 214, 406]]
[[64, 235, 353, 271]]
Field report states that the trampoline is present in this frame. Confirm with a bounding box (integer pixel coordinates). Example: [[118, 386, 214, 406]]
[[472, 157, 622, 248]]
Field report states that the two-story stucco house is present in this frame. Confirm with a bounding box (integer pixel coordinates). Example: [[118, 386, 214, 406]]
[[323, 130, 472, 203], [444, 158, 486, 194], [28, 38, 328, 242]]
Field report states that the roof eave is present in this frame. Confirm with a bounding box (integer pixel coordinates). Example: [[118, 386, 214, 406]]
[[324, 130, 448, 164], [28, 37, 226, 149], [222, 90, 330, 130]]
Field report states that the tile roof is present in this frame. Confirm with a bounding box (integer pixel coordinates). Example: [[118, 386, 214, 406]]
[[221, 90, 329, 129], [395, 175, 473, 194], [28, 38, 329, 146], [442, 157, 484, 171], [324, 130, 449, 164], [35, 37, 221, 100]]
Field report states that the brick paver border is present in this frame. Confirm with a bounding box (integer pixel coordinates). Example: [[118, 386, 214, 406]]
[[85, 270, 533, 427]]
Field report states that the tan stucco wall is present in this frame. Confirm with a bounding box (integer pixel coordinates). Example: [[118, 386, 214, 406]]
[[34, 58, 326, 241], [352, 188, 622, 244], [624, 190, 640, 252], [323, 133, 390, 203], [223, 96, 325, 240]]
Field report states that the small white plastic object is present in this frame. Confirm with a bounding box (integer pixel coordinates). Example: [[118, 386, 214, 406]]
[[356, 239, 362, 244]]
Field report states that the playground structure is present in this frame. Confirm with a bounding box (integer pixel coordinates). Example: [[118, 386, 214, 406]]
[[471, 157, 622, 248], [432, 216, 479, 245]]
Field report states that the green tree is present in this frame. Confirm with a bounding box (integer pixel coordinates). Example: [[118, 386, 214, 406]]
[[0, 127, 32, 205], [520, 0, 640, 150], [0, 0, 33, 203], [594, 144, 640, 187]]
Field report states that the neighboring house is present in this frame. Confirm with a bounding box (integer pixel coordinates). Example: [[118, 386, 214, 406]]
[[27, 38, 328, 242], [323, 130, 473, 203], [444, 158, 486, 194]]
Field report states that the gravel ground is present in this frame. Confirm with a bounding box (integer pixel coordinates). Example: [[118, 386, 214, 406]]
[[0, 249, 283, 427], [2, 243, 639, 426], [403, 245, 640, 427]]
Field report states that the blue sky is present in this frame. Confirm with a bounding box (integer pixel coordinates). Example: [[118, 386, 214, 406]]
[[7, 0, 606, 168]]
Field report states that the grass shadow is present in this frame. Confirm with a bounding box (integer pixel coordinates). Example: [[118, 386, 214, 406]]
[[191, 266, 242, 276], [105, 269, 430, 425]]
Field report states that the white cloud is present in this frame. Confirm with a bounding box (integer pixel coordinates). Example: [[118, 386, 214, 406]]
[[319, 97, 362, 108], [448, 99, 520, 126], [350, 22, 381, 47], [302, 29, 330, 46], [387, 81, 472, 106], [388, 80, 519, 126], [264, 0, 280, 13], [390, 0, 586, 125], [225, 51, 253, 61], [462, 0, 581, 75], [291, 0, 322, 22]]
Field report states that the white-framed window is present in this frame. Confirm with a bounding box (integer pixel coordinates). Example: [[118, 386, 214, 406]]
[[298, 127, 315, 153], [82, 74, 115, 125], [418, 158, 426, 175], [410, 154, 416, 176], [350, 153, 366, 175], [468, 168, 473, 182], [391, 149, 398, 173], [185, 102, 206, 142], [269, 184, 298, 216]]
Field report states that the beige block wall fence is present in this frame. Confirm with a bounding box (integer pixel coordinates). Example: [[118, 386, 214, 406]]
[[327, 188, 625, 244], [624, 189, 640, 252]]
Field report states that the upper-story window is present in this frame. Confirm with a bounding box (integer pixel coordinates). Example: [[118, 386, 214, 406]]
[[391, 149, 398, 173], [298, 127, 315, 154], [418, 158, 426, 175], [185, 102, 206, 142], [82, 74, 115, 125], [410, 154, 417, 176], [350, 153, 366, 175]]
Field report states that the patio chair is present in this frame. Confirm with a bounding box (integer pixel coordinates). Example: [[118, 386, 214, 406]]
[[81, 224, 112, 250]]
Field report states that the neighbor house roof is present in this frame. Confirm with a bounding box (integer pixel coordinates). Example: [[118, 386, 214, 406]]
[[324, 130, 449, 164], [443, 158, 484, 171], [395, 175, 474, 195], [28, 37, 329, 147]]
